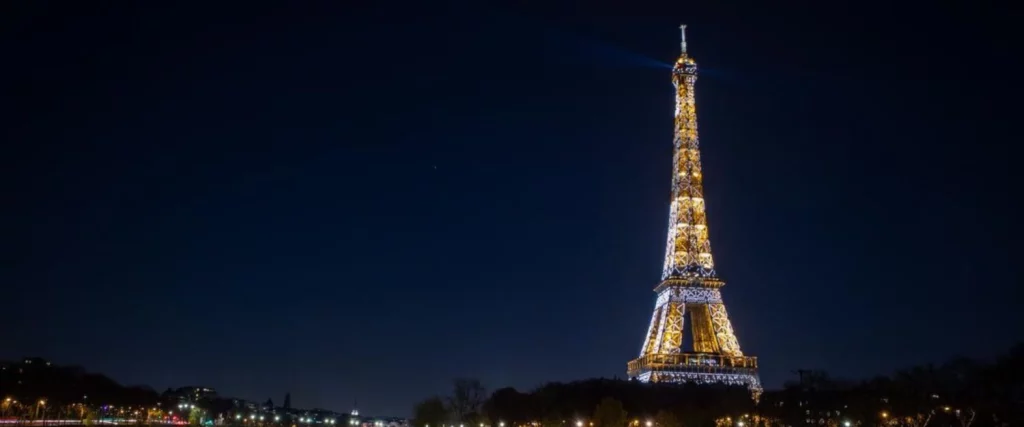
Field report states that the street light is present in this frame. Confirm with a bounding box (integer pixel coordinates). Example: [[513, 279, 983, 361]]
[[576, 421, 583, 427], [645, 421, 652, 427], [737, 422, 744, 427], [843, 421, 851, 427]]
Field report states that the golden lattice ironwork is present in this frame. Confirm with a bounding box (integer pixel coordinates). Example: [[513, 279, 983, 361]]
[[688, 304, 719, 353], [662, 32, 713, 280], [628, 25, 761, 399], [627, 353, 758, 378]]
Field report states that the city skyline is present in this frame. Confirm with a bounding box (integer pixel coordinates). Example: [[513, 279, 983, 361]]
[[5, 1, 1021, 418]]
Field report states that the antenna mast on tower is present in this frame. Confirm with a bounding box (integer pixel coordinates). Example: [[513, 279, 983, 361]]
[[679, 24, 688, 54]]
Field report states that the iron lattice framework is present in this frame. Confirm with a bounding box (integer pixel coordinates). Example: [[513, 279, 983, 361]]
[[627, 25, 761, 398]]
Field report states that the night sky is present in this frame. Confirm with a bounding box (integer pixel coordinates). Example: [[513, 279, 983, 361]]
[[4, 0, 1021, 418]]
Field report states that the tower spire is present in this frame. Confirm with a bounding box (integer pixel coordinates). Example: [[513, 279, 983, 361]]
[[679, 24, 687, 54]]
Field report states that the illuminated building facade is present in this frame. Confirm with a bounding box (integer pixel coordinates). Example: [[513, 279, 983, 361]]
[[627, 25, 761, 398], [166, 386, 218, 401]]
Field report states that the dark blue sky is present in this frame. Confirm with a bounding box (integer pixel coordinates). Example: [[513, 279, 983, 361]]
[[3, 0, 1021, 418]]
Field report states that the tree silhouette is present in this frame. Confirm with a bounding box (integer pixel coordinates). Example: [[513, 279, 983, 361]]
[[592, 398, 626, 427], [413, 396, 449, 427], [188, 407, 203, 426], [653, 410, 679, 427], [483, 387, 531, 426], [447, 378, 486, 423]]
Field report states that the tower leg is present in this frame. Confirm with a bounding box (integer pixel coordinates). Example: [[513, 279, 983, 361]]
[[655, 302, 685, 354], [708, 303, 743, 356], [640, 305, 664, 356]]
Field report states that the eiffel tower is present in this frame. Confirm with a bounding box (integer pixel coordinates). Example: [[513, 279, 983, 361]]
[[626, 25, 761, 397]]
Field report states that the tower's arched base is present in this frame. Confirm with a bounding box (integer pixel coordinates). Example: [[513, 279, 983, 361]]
[[628, 352, 762, 401]]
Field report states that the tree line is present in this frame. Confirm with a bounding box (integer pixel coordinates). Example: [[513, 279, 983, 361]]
[[0, 358, 343, 425], [413, 343, 1023, 427], [1, 358, 159, 406]]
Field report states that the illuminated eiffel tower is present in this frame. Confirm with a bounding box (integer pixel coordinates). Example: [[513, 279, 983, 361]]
[[626, 25, 761, 397]]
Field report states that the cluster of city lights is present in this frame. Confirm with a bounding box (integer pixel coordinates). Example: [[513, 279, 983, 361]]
[[719, 413, 861, 427], [0, 393, 971, 427], [1, 398, 46, 406], [228, 413, 351, 425], [424, 422, 512, 427], [231, 413, 335, 421], [10, 396, 388, 427], [298, 417, 335, 424]]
